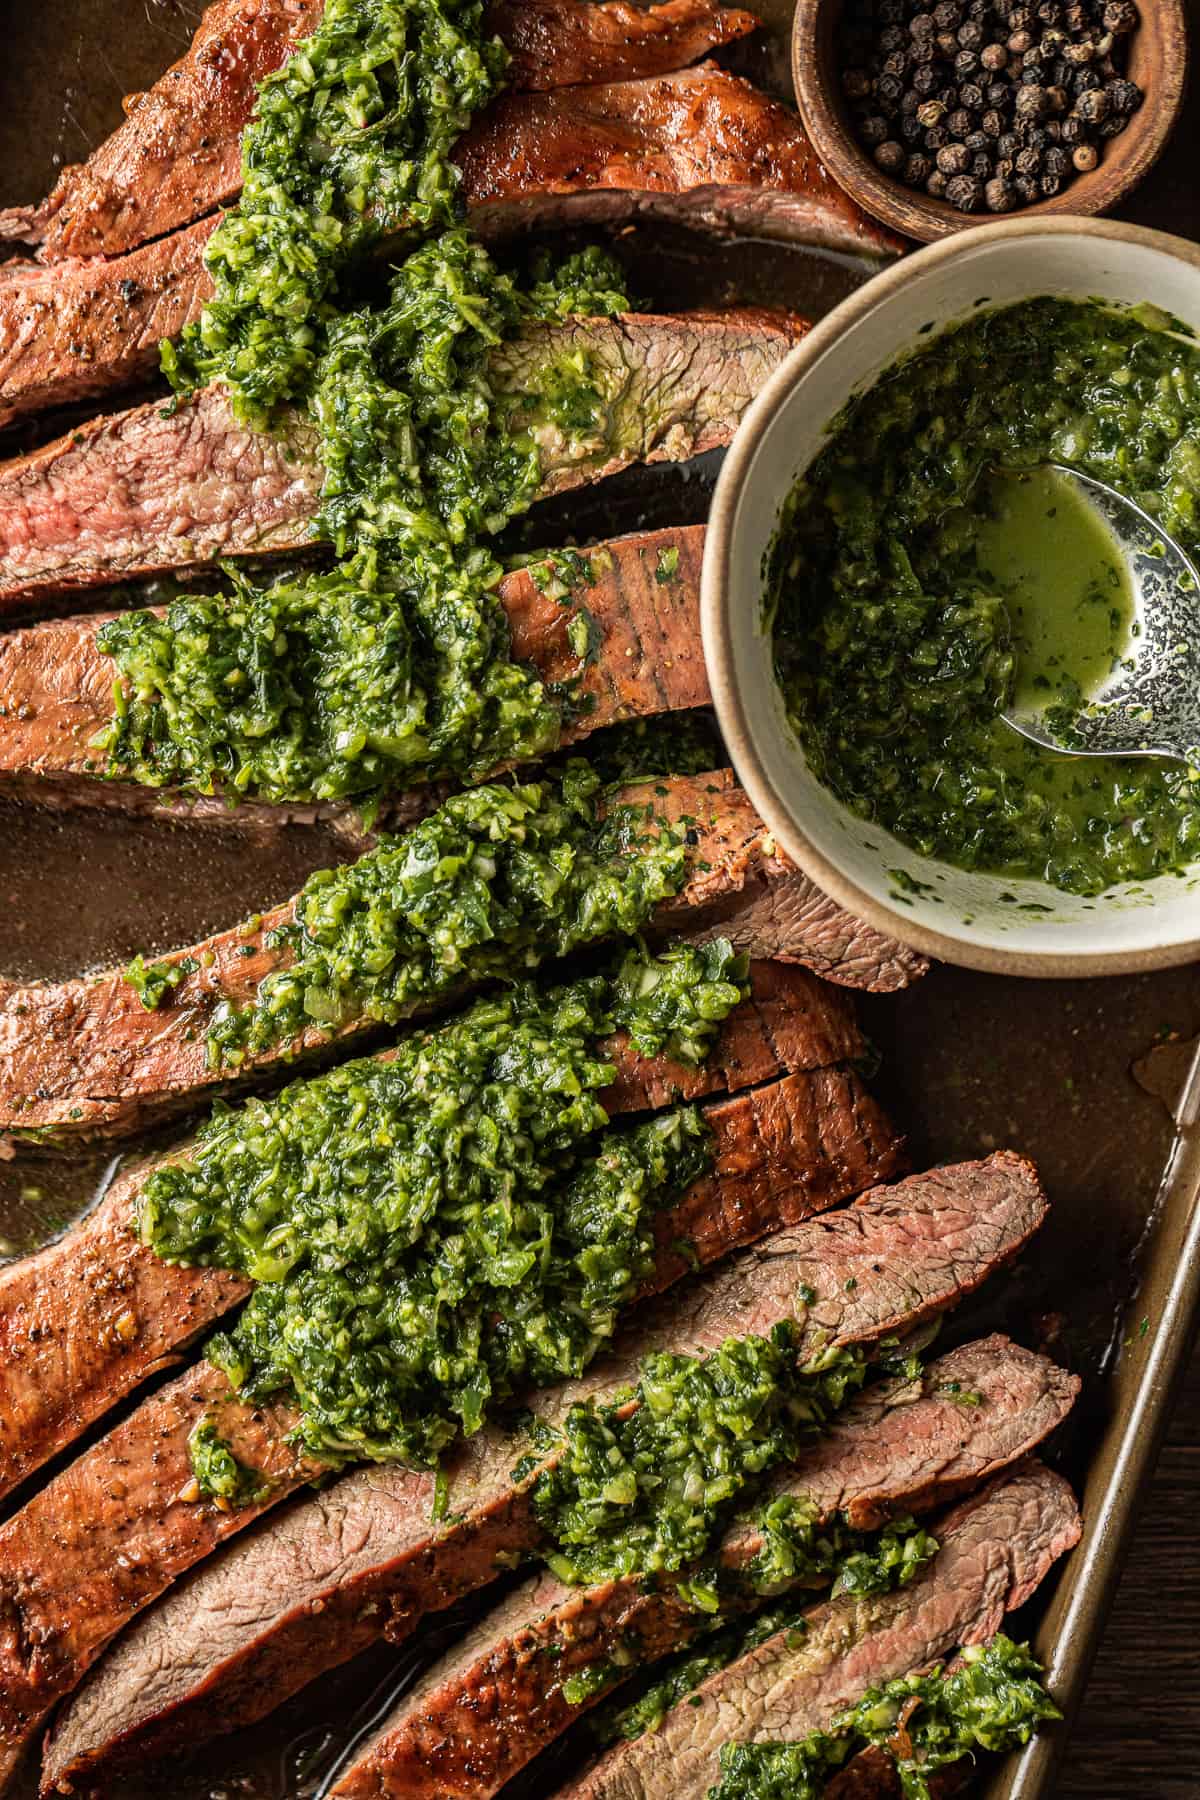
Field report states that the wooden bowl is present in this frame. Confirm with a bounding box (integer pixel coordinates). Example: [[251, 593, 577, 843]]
[[792, 0, 1188, 243]]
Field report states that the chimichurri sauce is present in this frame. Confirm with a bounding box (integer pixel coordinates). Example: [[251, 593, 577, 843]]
[[769, 297, 1200, 896]]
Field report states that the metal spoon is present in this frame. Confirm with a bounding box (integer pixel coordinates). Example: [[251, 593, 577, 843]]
[[1001, 464, 1200, 766]]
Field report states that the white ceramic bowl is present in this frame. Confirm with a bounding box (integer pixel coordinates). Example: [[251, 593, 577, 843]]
[[703, 217, 1200, 977]]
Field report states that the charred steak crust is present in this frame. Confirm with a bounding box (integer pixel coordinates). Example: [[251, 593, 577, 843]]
[[27, 1152, 1048, 1790], [562, 1460, 1081, 1800], [298, 1338, 1079, 1800], [0, 309, 807, 604]]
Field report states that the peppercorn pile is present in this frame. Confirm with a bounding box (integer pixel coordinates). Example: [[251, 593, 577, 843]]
[[838, 0, 1144, 214]]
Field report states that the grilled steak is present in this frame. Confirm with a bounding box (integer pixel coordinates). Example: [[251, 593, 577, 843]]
[[0, 64, 900, 437], [459, 66, 902, 252], [561, 1460, 1081, 1800], [27, 1153, 1048, 1791], [0, 308, 806, 604], [0, 0, 760, 263], [0, 524, 709, 812], [0, 770, 926, 1145], [295, 1338, 1079, 1800], [0, 972, 898, 1501]]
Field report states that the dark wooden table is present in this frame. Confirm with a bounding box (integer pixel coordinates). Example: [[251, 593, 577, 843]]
[[1058, 1346, 1200, 1796]]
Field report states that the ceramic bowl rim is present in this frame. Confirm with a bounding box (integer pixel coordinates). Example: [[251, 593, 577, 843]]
[[702, 214, 1200, 978]]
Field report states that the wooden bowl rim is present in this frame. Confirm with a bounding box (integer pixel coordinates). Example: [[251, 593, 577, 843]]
[[791, 0, 1190, 244]]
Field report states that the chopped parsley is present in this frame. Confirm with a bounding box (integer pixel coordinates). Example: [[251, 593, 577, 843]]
[[708, 1635, 1060, 1800], [140, 948, 746, 1465], [186, 1416, 269, 1508]]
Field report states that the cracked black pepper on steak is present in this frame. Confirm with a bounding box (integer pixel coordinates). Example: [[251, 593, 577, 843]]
[[837, 0, 1144, 213]]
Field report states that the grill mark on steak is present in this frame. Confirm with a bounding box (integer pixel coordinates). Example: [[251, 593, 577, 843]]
[[0, 0, 761, 263], [561, 1460, 1081, 1800], [0, 969, 894, 1502], [0, 524, 709, 810], [280, 1338, 1078, 1800], [0, 308, 806, 605], [0, 770, 926, 1145], [0, 62, 901, 439], [27, 1154, 1048, 1791]]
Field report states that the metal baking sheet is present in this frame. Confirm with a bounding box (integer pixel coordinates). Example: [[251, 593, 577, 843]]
[[1, 2, 1198, 1795]]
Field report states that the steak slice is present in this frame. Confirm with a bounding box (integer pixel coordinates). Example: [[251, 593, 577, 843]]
[[0, 64, 898, 439], [0, 0, 761, 263], [823, 1746, 972, 1798], [0, 971, 897, 1502], [25, 1153, 1048, 1791], [458, 66, 903, 253], [560, 1459, 1081, 1800], [0, 524, 710, 812], [0, 307, 806, 605], [288, 1338, 1079, 1800], [0, 769, 926, 1145]]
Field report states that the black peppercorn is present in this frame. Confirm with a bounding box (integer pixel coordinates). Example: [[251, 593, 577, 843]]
[[910, 9, 936, 33], [1037, 0, 1062, 21], [947, 106, 974, 134], [901, 87, 921, 112], [937, 141, 973, 172], [965, 127, 991, 149], [1074, 83, 1109, 120], [910, 35, 937, 61], [1015, 143, 1043, 172], [996, 129, 1020, 154], [959, 80, 985, 108], [913, 63, 940, 94], [926, 168, 950, 196], [901, 111, 926, 140], [924, 122, 951, 147], [1015, 81, 1050, 116], [985, 78, 1010, 106], [1007, 27, 1033, 49], [842, 67, 873, 97], [1107, 76, 1142, 113], [985, 175, 1017, 208], [967, 0, 993, 19], [957, 18, 985, 45], [1072, 64, 1101, 91], [1062, 37, 1094, 61], [1045, 116, 1063, 138], [1014, 171, 1041, 201], [971, 149, 994, 174], [876, 71, 905, 103], [945, 172, 984, 208], [874, 139, 906, 172], [1044, 143, 1070, 174], [859, 113, 891, 144], [905, 152, 934, 182], [1059, 113, 1085, 141], [1098, 110, 1128, 135], [1019, 122, 1049, 147], [933, 0, 962, 25], [1040, 169, 1063, 193], [1103, 0, 1137, 31], [1045, 82, 1068, 109], [936, 29, 960, 55], [882, 50, 909, 76], [879, 23, 908, 51]]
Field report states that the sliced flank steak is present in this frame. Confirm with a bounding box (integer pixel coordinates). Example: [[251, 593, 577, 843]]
[[21, 1151, 1049, 1791], [0, 0, 762, 263], [561, 1459, 1081, 1800], [0, 968, 900, 1502], [0, 769, 926, 1147], [0, 307, 806, 606], [0, 525, 709, 813], [0, 66, 896, 436], [298, 1337, 1078, 1800]]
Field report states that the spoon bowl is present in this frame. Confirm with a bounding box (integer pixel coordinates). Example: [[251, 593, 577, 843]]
[[1001, 465, 1200, 767]]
